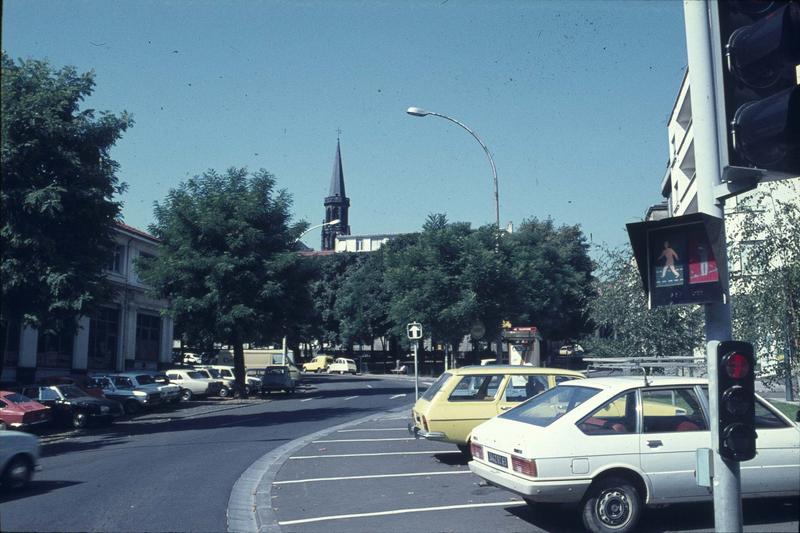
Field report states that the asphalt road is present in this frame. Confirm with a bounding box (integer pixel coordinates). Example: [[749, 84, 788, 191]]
[[0, 373, 419, 533]]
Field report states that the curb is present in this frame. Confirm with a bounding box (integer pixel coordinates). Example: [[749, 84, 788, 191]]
[[227, 402, 415, 533]]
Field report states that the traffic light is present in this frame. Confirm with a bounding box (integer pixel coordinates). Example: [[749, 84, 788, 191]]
[[714, 1, 800, 177], [716, 341, 757, 462]]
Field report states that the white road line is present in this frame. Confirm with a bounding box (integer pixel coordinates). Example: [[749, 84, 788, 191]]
[[344, 395, 359, 400], [273, 470, 470, 485], [389, 394, 406, 399], [366, 384, 373, 388], [312, 437, 415, 443], [300, 397, 316, 402], [337, 428, 408, 432], [277, 501, 525, 525], [290, 450, 460, 460]]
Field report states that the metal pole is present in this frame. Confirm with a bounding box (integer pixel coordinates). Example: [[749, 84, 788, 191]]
[[413, 341, 420, 400], [684, 1, 741, 531]]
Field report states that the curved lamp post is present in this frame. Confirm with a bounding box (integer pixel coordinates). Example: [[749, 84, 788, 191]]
[[294, 219, 340, 244], [406, 107, 499, 230]]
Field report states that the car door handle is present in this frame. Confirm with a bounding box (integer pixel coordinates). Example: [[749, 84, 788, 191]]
[[500, 406, 512, 411], [647, 440, 663, 448]]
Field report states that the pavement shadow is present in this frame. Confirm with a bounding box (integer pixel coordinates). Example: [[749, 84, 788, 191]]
[[0, 480, 83, 503], [434, 452, 469, 466]]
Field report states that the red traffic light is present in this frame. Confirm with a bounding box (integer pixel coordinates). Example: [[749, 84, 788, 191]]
[[724, 352, 751, 379]]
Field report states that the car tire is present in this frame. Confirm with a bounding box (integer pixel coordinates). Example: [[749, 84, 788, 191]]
[[0, 420, 7, 431], [181, 389, 193, 402], [72, 410, 88, 429], [1, 455, 33, 490], [218, 386, 230, 398], [581, 477, 642, 533], [124, 400, 141, 416], [456, 444, 472, 458]]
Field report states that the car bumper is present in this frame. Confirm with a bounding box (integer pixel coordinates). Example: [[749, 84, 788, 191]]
[[10, 417, 51, 430], [407, 422, 447, 441], [468, 459, 591, 503]]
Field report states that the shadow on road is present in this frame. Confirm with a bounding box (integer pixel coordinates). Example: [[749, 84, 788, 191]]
[[0, 480, 82, 503]]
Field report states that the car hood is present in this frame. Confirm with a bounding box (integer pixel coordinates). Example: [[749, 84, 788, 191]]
[[9, 401, 49, 413]]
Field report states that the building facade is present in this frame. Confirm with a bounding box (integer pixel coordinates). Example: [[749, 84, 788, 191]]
[[1, 222, 174, 383]]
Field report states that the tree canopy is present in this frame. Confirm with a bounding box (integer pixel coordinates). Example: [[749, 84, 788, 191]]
[[1, 53, 132, 333]]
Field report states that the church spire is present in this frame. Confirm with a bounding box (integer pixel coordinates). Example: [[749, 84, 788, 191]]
[[322, 138, 351, 251]]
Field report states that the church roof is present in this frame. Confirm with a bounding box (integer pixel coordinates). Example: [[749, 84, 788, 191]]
[[328, 139, 346, 198]]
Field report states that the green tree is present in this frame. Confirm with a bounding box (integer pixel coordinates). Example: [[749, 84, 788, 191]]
[[729, 182, 799, 394], [334, 250, 390, 349], [137, 168, 304, 390], [587, 246, 704, 359], [1, 53, 132, 344], [308, 253, 362, 350]]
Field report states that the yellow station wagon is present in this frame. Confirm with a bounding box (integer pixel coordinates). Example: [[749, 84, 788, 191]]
[[409, 365, 584, 453]]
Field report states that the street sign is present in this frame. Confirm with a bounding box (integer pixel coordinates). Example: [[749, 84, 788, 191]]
[[627, 213, 726, 308], [407, 322, 422, 340]]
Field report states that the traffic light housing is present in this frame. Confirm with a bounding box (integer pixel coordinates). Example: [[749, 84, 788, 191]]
[[714, 1, 800, 178], [716, 341, 757, 462]]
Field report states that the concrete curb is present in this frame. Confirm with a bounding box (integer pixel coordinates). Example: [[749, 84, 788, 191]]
[[227, 402, 415, 533]]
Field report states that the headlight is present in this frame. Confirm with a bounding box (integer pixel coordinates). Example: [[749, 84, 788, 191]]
[[134, 391, 147, 397]]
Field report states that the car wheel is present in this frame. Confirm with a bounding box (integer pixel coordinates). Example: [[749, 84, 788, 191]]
[[0, 420, 7, 431], [218, 386, 230, 398], [581, 477, 642, 533], [72, 410, 89, 429], [124, 400, 141, 416], [456, 444, 472, 458], [181, 389, 193, 402], [1, 455, 33, 490]]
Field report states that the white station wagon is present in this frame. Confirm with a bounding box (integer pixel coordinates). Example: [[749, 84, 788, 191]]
[[468, 376, 799, 533], [327, 358, 357, 375]]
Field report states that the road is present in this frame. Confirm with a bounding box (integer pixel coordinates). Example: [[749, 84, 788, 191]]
[[1, 373, 417, 533]]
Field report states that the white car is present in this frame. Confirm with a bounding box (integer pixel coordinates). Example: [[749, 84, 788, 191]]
[[468, 376, 799, 533], [327, 358, 357, 375], [203, 365, 261, 395], [165, 369, 223, 401], [0, 430, 40, 490]]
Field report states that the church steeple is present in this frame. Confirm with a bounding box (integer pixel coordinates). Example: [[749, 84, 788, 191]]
[[322, 138, 350, 250]]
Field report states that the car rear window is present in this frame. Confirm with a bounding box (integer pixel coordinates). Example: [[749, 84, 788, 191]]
[[421, 372, 452, 401], [448, 375, 503, 402], [500, 384, 601, 427]]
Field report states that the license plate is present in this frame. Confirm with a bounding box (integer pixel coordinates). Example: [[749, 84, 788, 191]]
[[487, 451, 508, 468]]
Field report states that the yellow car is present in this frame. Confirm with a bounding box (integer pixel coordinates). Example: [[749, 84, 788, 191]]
[[302, 355, 334, 373], [409, 365, 584, 454]]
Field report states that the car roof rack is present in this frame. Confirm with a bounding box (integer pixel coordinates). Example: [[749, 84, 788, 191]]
[[583, 356, 707, 385]]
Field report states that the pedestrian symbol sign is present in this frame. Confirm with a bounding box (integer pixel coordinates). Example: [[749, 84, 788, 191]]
[[407, 322, 423, 340], [626, 213, 725, 309]]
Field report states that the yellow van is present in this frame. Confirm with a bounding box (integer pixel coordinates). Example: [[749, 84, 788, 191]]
[[409, 365, 584, 454], [302, 355, 334, 373]]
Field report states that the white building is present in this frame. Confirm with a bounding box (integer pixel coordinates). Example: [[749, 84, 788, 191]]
[[334, 234, 394, 253], [2, 222, 174, 383]]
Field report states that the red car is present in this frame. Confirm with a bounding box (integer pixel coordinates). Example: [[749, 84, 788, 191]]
[[0, 391, 52, 431]]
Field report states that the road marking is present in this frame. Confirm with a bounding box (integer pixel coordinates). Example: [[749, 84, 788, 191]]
[[300, 397, 316, 402], [337, 428, 408, 432], [273, 470, 470, 485], [312, 437, 415, 443], [344, 395, 359, 400], [390, 394, 406, 399], [277, 500, 525, 525], [366, 384, 373, 388], [290, 450, 460, 460]]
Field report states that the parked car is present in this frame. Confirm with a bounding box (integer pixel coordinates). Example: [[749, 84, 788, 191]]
[[259, 366, 295, 395], [39, 374, 105, 398], [302, 355, 334, 373], [164, 369, 222, 401], [327, 357, 357, 375], [92, 375, 162, 415], [0, 391, 51, 431], [408, 365, 584, 454], [130, 372, 182, 404], [468, 376, 800, 533], [205, 365, 261, 395], [20, 385, 123, 429], [0, 430, 40, 490], [192, 368, 232, 397]]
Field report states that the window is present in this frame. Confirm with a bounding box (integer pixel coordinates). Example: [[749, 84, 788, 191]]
[[107, 244, 125, 273], [221, 369, 233, 378], [642, 388, 707, 433], [167, 373, 182, 381], [421, 372, 452, 401], [501, 385, 601, 427], [754, 400, 791, 429], [40, 388, 60, 401], [135, 251, 155, 282], [448, 375, 503, 401], [555, 374, 579, 385], [113, 377, 134, 389], [88, 306, 120, 371], [578, 392, 636, 435], [135, 313, 161, 362], [504, 375, 548, 402], [37, 328, 74, 368]]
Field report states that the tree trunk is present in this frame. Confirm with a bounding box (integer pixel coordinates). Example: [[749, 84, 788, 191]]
[[231, 333, 247, 397]]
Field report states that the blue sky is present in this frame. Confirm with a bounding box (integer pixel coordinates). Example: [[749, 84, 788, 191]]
[[3, 0, 688, 251]]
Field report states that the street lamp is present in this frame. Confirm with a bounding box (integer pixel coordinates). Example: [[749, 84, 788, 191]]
[[406, 107, 499, 230], [294, 219, 340, 243]]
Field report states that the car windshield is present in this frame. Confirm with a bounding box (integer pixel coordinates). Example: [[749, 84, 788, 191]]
[[58, 385, 88, 399], [266, 367, 286, 374], [500, 384, 601, 427], [4, 393, 34, 403], [421, 372, 452, 401], [187, 371, 206, 379], [135, 375, 155, 385]]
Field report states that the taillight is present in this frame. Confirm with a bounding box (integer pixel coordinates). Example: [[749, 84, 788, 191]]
[[470, 442, 484, 460], [422, 415, 429, 432], [511, 455, 537, 477]]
